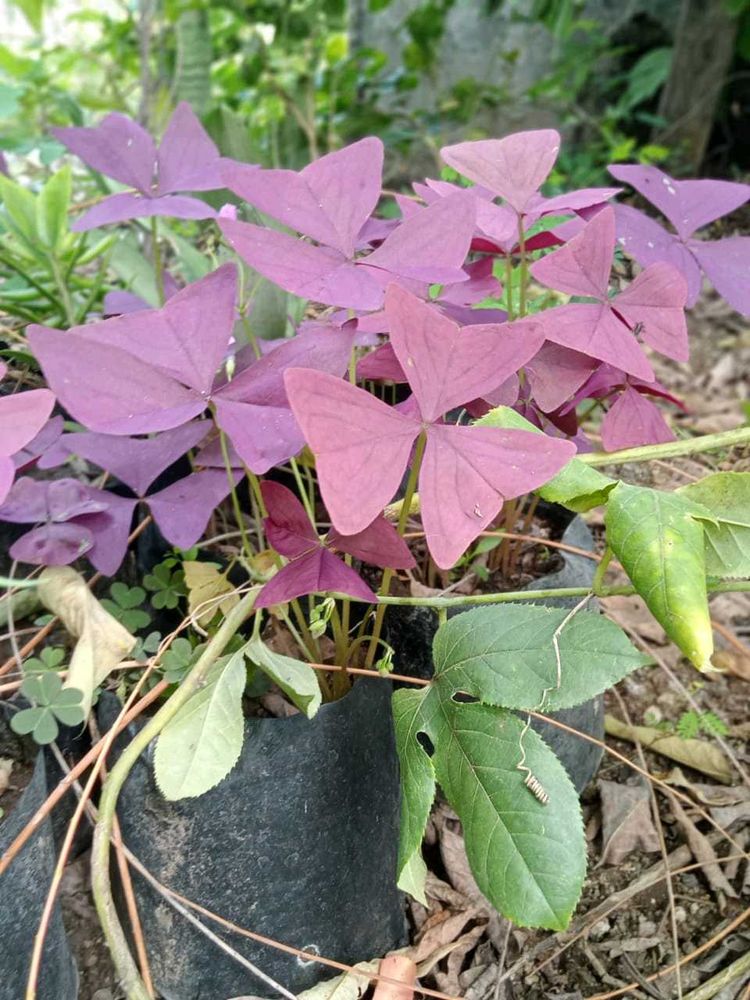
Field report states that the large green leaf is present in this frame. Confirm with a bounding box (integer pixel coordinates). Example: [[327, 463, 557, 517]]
[[606, 483, 714, 670], [392, 687, 436, 905], [429, 694, 585, 930], [0, 173, 42, 257], [243, 636, 322, 718], [154, 652, 246, 800], [476, 406, 617, 511], [432, 604, 650, 710], [678, 472, 750, 579]]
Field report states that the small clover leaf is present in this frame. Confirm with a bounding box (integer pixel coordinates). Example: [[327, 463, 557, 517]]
[[11, 673, 85, 745], [101, 582, 152, 632], [143, 561, 185, 610], [131, 630, 162, 662], [161, 638, 205, 684], [24, 646, 66, 673]]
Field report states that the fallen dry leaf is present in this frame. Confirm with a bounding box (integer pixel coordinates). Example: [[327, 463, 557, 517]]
[[183, 561, 239, 628], [665, 767, 749, 808], [605, 715, 734, 784], [668, 793, 738, 902], [373, 955, 417, 1000], [712, 649, 750, 682], [710, 797, 750, 832], [38, 566, 135, 714], [598, 778, 660, 864], [433, 924, 486, 997], [0, 758, 12, 797]]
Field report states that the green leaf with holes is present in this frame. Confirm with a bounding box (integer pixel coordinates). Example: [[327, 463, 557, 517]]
[[678, 472, 750, 580], [606, 482, 715, 670], [428, 692, 585, 929], [392, 687, 436, 905], [432, 604, 650, 711], [476, 406, 617, 511], [154, 652, 245, 800]]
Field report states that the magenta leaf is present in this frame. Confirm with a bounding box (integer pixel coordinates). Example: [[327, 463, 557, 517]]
[[27, 325, 206, 434], [0, 458, 14, 506], [54, 102, 221, 228], [385, 285, 544, 423], [284, 369, 420, 535], [73, 193, 216, 230], [613, 262, 689, 362], [220, 220, 384, 311], [690, 237, 750, 317], [52, 113, 157, 192], [441, 130, 561, 214], [614, 204, 703, 305], [329, 518, 415, 570], [10, 523, 94, 566], [0, 386, 55, 463], [156, 102, 223, 194], [530, 207, 687, 376], [260, 481, 318, 557], [256, 548, 376, 607], [601, 387, 674, 451], [222, 138, 383, 256], [608, 164, 750, 239], [419, 424, 575, 568], [525, 344, 598, 413], [0, 477, 108, 524], [77, 494, 138, 576], [146, 469, 240, 551], [54, 423, 209, 497]]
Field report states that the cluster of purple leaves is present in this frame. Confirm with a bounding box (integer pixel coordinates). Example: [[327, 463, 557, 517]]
[[5, 112, 749, 604]]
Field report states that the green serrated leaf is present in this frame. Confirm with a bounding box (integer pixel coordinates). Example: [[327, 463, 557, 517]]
[[154, 653, 246, 800], [392, 687, 436, 905], [432, 604, 650, 711], [606, 483, 714, 671], [476, 406, 617, 511], [678, 472, 750, 579], [243, 637, 321, 718], [429, 694, 585, 930]]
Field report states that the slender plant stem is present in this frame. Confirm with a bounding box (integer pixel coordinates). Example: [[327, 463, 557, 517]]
[[592, 546, 613, 595], [516, 216, 528, 318], [0, 251, 63, 314], [579, 425, 750, 467], [290, 457, 315, 524], [504, 254, 514, 320], [151, 216, 164, 305], [48, 254, 75, 326], [218, 427, 252, 561], [325, 578, 750, 609], [91, 589, 259, 1000], [364, 432, 427, 669]]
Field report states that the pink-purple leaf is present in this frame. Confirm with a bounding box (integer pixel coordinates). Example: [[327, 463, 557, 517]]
[[385, 285, 544, 422], [72, 193, 216, 230], [260, 481, 318, 557], [419, 424, 575, 569], [284, 369, 420, 536], [608, 164, 750, 239], [147, 469, 240, 551], [77, 494, 138, 576], [329, 518, 415, 570], [256, 548, 376, 607], [54, 423, 208, 497], [525, 344, 598, 413], [52, 113, 157, 192], [156, 102, 223, 194], [601, 387, 674, 451], [530, 204, 614, 299], [0, 478, 108, 524], [690, 237, 750, 317], [0, 387, 55, 458], [614, 204, 703, 306], [10, 523, 94, 567], [441, 130, 561, 214], [613, 262, 689, 362], [27, 325, 206, 434]]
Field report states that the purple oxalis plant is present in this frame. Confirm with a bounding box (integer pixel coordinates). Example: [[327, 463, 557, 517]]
[[53, 102, 222, 229], [610, 164, 750, 314], [27, 264, 355, 474], [256, 482, 415, 607], [0, 362, 55, 504], [219, 138, 477, 311], [284, 284, 576, 569]]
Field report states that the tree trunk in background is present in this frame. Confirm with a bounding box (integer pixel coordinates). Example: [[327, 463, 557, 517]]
[[174, 6, 212, 116], [656, 0, 737, 172]]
